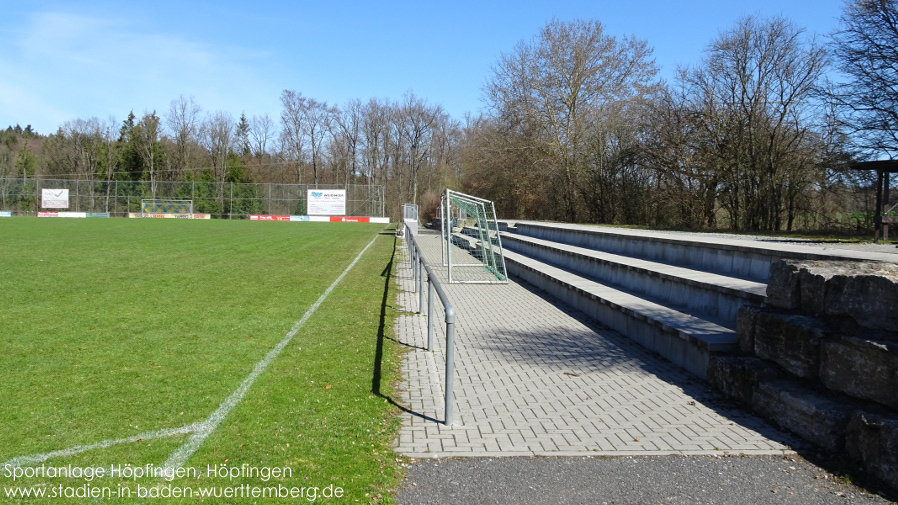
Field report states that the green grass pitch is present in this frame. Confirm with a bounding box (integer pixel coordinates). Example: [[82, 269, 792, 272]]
[[0, 217, 405, 503]]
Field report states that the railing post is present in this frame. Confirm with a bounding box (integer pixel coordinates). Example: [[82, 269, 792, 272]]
[[411, 243, 418, 296], [444, 306, 456, 426], [426, 277, 434, 351], [404, 225, 457, 426], [418, 253, 425, 313]]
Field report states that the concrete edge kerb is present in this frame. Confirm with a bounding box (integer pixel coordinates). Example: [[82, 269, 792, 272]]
[[402, 449, 797, 459]]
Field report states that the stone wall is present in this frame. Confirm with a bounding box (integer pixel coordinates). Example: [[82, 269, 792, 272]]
[[708, 259, 898, 493]]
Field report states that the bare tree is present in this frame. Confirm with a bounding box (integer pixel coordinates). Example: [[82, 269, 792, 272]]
[[279, 89, 309, 183], [641, 85, 720, 228], [248, 113, 276, 180], [680, 15, 828, 230], [333, 99, 362, 185], [398, 92, 441, 205], [46, 117, 104, 178], [165, 95, 202, 179], [361, 98, 391, 186], [430, 110, 463, 190], [304, 98, 334, 186], [133, 112, 161, 197], [100, 116, 121, 212], [201, 111, 234, 210], [831, 0, 898, 157], [461, 113, 548, 219], [483, 18, 659, 221], [249, 114, 275, 158]]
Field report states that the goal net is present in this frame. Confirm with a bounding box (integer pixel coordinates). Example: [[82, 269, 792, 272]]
[[440, 189, 507, 284], [141, 199, 194, 215]]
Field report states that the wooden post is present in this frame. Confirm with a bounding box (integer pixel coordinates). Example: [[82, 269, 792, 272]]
[[884, 172, 891, 241], [875, 169, 884, 243]]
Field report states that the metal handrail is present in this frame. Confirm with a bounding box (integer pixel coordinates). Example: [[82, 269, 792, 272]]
[[404, 225, 457, 425]]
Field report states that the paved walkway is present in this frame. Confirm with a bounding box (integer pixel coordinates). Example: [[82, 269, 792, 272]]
[[392, 231, 800, 458]]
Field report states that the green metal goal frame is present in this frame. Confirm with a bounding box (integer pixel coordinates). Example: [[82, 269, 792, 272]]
[[440, 189, 507, 284]]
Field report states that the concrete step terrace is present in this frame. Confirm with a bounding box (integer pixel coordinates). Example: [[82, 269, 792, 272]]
[[511, 221, 897, 281], [501, 233, 765, 328], [503, 248, 736, 379]]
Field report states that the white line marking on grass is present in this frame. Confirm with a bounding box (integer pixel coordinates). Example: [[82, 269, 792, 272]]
[[163, 235, 379, 470], [1, 235, 381, 470], [3, 423, 202, 467]]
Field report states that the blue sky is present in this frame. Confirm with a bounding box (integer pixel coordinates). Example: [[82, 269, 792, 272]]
[[1, 0, 847, 135]]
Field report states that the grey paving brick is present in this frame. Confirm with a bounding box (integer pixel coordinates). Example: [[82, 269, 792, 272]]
[[393, 232, 801, 457]]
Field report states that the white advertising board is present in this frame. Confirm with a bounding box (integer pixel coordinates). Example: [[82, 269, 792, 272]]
[[42, 189, 69, 209], [307, 190, 346, 216]]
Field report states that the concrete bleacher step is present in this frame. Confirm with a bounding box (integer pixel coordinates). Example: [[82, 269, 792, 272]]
[[458, 222, 769, 378], [501, 233, 766, 328], [503, 249, 735, 379], [511, 222, 881, 282], [494, 221, 898, 382]]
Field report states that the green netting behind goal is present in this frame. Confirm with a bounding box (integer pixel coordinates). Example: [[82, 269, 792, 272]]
[[441, 189, 507, 284], [141, 199, 194, 214]]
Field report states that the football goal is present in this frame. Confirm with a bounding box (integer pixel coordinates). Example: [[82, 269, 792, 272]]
[[141, 199, 194, 215], [440, 189, 507, 284]]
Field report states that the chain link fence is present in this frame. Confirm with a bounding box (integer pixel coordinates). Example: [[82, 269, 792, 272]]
[[0, 178, 386, 218]]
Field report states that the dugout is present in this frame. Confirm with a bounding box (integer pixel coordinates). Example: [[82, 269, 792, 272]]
[[850, 160, 898, 242]]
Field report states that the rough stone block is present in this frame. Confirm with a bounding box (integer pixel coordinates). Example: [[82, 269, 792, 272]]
[[821, 336, 898, 409], [750, 310, 830, 379], [765, 260, 801, 309], [825, 267, 898, 331], [707, 355, 781, 406], [797, 265, 830, 315], [846, 411, 898, 494], [752, 380, 854, 453], [736, 305, 760, 353], [765, 259, 898, 331]]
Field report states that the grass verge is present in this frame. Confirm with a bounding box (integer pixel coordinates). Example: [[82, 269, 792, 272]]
[[0, 218, 406, 503]]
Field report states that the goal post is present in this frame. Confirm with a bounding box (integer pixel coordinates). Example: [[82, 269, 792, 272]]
[[441, 189, 507, 284], [140, 199, 194, 215]]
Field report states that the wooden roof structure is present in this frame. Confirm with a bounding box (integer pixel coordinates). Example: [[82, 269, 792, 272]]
[[850, 160, 898, 242]]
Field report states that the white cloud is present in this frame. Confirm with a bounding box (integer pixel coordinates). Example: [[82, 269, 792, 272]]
[[1, 10, 279, 133]]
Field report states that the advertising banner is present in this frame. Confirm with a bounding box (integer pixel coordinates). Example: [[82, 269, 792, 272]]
[[330, 216, 370, 223], [290, 215, 311, 222], [38, 211, 86, 218], [128, 213, 212, 219], [41, 189, 69, 209], [0, 211, 11, 217], [249, 215, 290, 221], [307, 190, 346, 216]]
